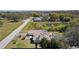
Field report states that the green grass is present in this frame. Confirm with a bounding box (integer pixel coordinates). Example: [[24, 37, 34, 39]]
[[0, 19, 23, 41], [5, 35, 35, 48], [53, 23, 66, 30], [21, 21, 67, 32], [5, 21, 66, 49], [16, 42, 26, 48], [21, 21, 49, 32]]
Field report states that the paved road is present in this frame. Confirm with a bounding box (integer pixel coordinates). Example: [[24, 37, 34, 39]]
[[0, 18, 31, 48]]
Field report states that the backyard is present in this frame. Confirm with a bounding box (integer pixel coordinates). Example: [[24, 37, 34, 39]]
[[22, 20, 67, 33]]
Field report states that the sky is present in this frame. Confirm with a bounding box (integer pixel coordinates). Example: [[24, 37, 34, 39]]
[[0, 0, 79, 10]]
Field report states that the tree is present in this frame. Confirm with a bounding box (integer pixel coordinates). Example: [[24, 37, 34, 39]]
[[32, 12, 40, 17], [7, 15, 18, 22], [64, 26, 79, 47], [11, 15, 18, 22], [39, 37, 69, 49], [56, 39, 69, 49], [1, 14, 6, 18], [50, 39, 60, 49], [59, 15, 64, 22], [64, 17, 71, 22], [59, 15, 71, 22], [49, 13, 59, 22], [52, 23, 68, 32], [51, 38, 69, 49], [40, 37, 50, 48]]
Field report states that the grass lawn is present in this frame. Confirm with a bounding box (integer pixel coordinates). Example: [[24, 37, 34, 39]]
[[21, 21, 49, 32], [5, 21, 65, 49], [5, 34, 35, 49], [0, 19, 23, 41], [21, 21, 67, 33]]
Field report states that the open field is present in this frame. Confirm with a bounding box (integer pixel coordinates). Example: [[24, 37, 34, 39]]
[[0, 19, 23, 41]]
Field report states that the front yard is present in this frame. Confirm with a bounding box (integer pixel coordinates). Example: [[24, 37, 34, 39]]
[[5, 33, 35, 48]]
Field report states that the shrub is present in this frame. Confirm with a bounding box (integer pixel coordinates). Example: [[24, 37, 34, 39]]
[[51, 39, 69, 49], [40, 37, 69, 49], [64, 17, 71, 22], [32, 12, 40, 17], [0, 21, 3, 26], [40, 37, 50, 48], [64, 26, 79, 47], [49, 13, 59, 22], [51, 39, 60, 49], [12, 40, 16, 44], [59, 15, 64, 22], [21, 36, 26, 40], [52, 23, 67, 32]]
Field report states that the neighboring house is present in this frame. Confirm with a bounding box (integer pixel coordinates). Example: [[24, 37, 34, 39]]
[[0, 16, 4, 20], [26, 30, 53, 43], [42, 16, 50, 21], [32, 16, 50, 22], [32, 17, 43, 22]]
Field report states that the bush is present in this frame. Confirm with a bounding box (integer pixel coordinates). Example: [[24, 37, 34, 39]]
[[21, 36, 26, 40], [51, 39, 69, 49], [32, 12, 40, 17], [50, 39, 69, 49], [0, 21, 3, 26], [12, 40, 16, 44], [51, 39, 60, 49], [18, 35, 21, 38], [52, 23, 67, 32], [64, 26, 79, 47], [64, 17, 71, 22], [40, 37, 50, 48], [49, 13, 59, 22], [56, 39, 69, 49], [59, 15, 64, 21], [40, 37, 69, 49], [30, 38, 34, 43]]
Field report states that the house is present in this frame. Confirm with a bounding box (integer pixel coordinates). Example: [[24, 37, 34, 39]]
[[0, 16, 4, 20], [26, 30, 53, 43], [32, 17, 43, 22], [26, 30, 63, 44], [42, 13, 50, 21]]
